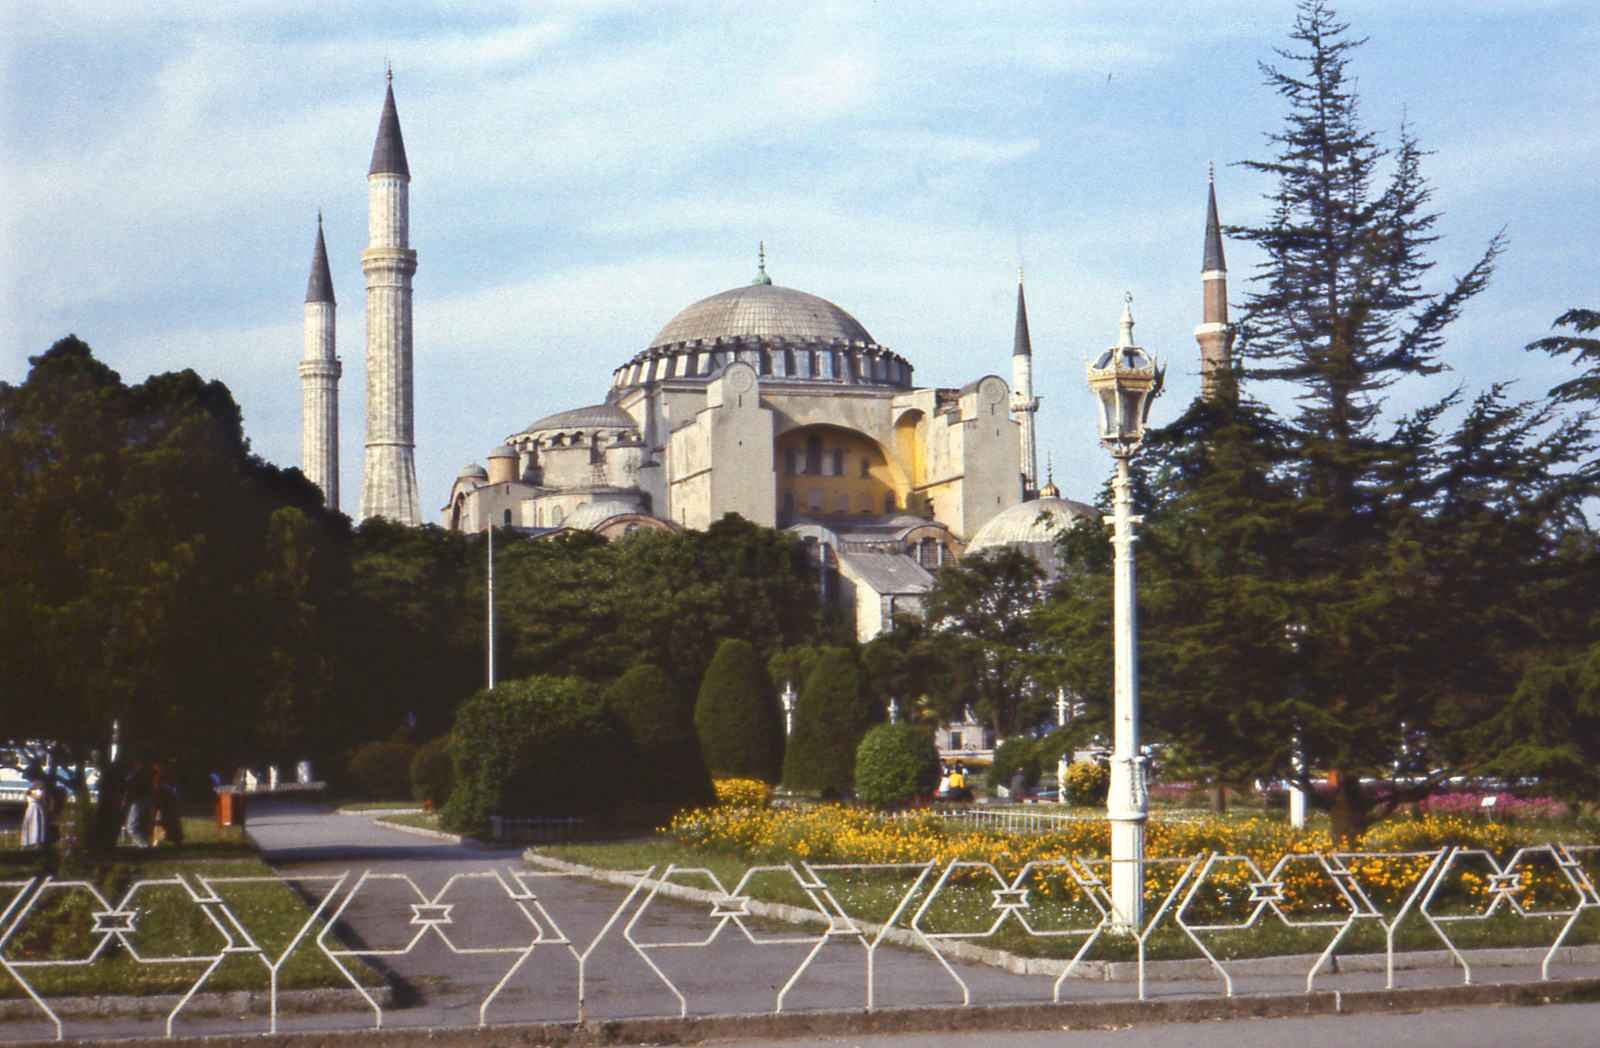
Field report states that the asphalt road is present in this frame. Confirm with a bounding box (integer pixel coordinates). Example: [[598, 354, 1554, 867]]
[[710, 1000, 1600, 1048]]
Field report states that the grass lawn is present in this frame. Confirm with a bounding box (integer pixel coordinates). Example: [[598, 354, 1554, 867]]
[[0, 815, 381, 999], [332, 800, 421, 813], [375, 811, 443, 832], [534, 830, 1600, 965]]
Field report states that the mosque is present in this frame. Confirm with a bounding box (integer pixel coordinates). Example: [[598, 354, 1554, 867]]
[[299, 80, 1235, 642]]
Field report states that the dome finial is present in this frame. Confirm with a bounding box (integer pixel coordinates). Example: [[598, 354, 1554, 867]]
[[1118, 294, 1136, 348], [752, 241, 772, 285], [1040, 455, 1060, 498]]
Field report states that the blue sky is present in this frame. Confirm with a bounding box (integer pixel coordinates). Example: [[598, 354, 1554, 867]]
[[3, 1, 1596, 518]]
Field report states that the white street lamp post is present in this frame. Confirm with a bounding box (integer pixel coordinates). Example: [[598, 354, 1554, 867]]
[[782, 682, 797, 737], [1086, 296, 1164, 932], [1055, 687, 1070, 808]]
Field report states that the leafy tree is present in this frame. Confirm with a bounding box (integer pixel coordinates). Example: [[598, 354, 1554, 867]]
[[854, 723, 940, 808], [693, 639, 784, 782], [602, 664, 715, 809], [782, 647, 882, 794], [923, 547, 1051, 738], [0, 337, 354, 846]]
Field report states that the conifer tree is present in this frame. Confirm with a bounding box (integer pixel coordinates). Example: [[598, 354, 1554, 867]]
[[782, 647, 882, 794], [693, 639, 784, 782]]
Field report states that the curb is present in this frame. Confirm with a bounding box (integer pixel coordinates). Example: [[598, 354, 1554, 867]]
[[522, 851, 1600, 981], [11, 977, 1599, 1047], [0, 985, 393, 1022]]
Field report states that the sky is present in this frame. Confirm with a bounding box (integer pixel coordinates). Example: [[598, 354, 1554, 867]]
[[3, 1, 1597, 519]]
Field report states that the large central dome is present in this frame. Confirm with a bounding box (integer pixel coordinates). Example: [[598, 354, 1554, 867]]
[[649, 283, 876, 349], [611, 269, 914, 394]]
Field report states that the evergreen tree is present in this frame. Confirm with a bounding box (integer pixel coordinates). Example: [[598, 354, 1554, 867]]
[[782, 647, 882, 795], [693, 639, 784, 782], [603, 664, 715, 809], [1527, 308, 1600, 406], [1162, 1, 1589, 843]]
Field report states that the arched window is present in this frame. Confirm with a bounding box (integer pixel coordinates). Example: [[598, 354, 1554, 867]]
[[860, 457, 871, 479], [834, 492, 851, 514], [805, 436, 822, 475], [503, 509, 512, 525], [918, 537, 939, 569], [884, 492, 896, 513], [858, 493, 873, 514], [831, 449, 845, 476], [782, 489, 798, 512], [552, 506, 565, 526], [807, 489, 825, 513]]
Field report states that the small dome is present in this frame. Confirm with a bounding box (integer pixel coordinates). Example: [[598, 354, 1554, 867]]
[[649, 283, 875, 349], [559, 500, 645, 531], [521, 403, 636, 434], [487, 444, 518, 459], [965, 496, 1097, 566], [458, 463, 488, 479]]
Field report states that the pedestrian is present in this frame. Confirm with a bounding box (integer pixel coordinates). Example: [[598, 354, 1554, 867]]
[[21, 765, 49, 849], [1010, 766, 1030, 803]]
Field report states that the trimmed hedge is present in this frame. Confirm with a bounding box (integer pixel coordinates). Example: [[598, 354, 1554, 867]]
[[783, 647, 882, 795], [854, 723, 940, 807], [442, 675, 635, 835], [603, 664, 715, 810], [410, 736, 453, 808], [694, 639, 784, 783], [1064, 760, 1111, 805], [347, 740, 418, 799]]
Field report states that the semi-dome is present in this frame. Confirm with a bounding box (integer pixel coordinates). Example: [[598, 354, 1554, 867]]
[[559, 500, 645, 531], [965, 496, 1096, 578], [612, 277, 914, 394], [521, 403, 637, 435], [650, 283, 876, 349]]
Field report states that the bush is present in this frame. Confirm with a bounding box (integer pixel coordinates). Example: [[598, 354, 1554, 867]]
[[347, 741, 418, 800], [694, 640, 784, 782], [854, 724, 940, 808], [713, 777, 773, 809], [603, 665, 715, 810], [410, 736, 453, 809], [1063, 761, 1110, 806], [783, 648, 882, 795], [442, 675, 636, 835], [987, 737, 1042, 790]]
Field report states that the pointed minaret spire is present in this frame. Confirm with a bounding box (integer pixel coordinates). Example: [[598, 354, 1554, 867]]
[[1196, 172, 1236, 398], [305, 213, 335, 305], [369, 77, 410, 178], [360, 75, 422, 525], [752, 241, 772, 285], [300, 216, 341, 510], [1010, 268, 1040, 498]]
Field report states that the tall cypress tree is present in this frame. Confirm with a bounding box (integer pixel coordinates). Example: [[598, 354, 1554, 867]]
[[693, 639, 784, 782]]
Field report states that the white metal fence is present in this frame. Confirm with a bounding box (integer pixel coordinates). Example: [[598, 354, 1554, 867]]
[[0, 842, 1593, 1040]]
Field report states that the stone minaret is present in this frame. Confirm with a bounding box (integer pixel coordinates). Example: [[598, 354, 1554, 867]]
[[1010, 269, 1040, 498], [359, 73, 422, 525], [1195, 173, 1236, 397], [299, 215, 340, 510]]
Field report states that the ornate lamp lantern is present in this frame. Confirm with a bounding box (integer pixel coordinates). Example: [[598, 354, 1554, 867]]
[[1086, 296, 1164, 457], [1085, 296, 1163, 932]]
